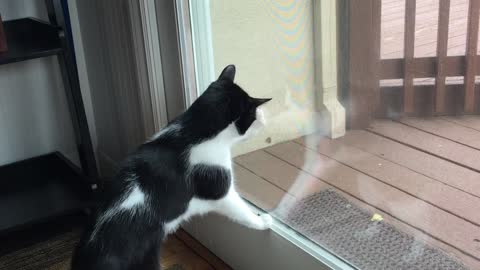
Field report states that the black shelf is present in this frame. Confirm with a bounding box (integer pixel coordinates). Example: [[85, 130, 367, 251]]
[[0, 18, 62, 65], [0, 1, 100, 234], [0, 153, 95, 233]]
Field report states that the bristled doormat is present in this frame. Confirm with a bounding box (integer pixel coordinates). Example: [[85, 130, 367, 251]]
[[275, 189, 469, 270]]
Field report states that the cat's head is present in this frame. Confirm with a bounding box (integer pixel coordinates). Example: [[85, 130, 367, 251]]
[[189, 65, 271, 142]]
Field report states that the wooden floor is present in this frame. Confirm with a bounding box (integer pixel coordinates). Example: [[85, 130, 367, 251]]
[[0, 219, 231, 270], [234, 116, 480, 270], [163, 230, 232, 270]]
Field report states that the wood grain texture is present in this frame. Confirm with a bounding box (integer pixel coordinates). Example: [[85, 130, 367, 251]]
[[233, 163, 288, 211], [435, 0, 450, 113], [265, 141, 480, 260], [234, 139, 480, 268], [161, 236, 212, 270], [378, 0, 480, 117], [443, 115, 480, 130], [347, 0, 380, 128], [368, 120, 480, 172], [0, 224, 228, 270], [339, 130, 480, 198], [464, 0, 480, 112], [380, 55, 480, 79], [379, 84, 470, 118], [162, 233, 231, 270], [296, 135, 480, 226], [381, 0, 471, 59], [403, 0, 416, 113], [400, 117, 480, 149], [175, 230, 232, 270]]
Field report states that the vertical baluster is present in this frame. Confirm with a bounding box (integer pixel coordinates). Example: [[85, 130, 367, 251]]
[[435, 0, 450, 114], [404, 0, 416, 114], [464, 0, 480, 113]]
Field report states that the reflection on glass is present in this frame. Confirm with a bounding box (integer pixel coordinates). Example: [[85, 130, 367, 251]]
[[195, 0, 480, 269]]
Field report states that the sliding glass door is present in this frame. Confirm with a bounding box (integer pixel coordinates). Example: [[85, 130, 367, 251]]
[[176, 1, 480, 270], [178, 1, 350, 269]]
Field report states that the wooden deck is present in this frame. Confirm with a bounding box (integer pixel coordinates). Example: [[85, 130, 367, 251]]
[[234, 116, 480, 269], [381, 0, 479, 86], [382, 0, 472, 59]]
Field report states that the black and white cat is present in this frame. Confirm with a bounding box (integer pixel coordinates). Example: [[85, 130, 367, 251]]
[[71, 65, 272, 270]]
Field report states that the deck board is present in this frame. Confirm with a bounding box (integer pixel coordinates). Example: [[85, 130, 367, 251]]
[[264, 142, 480, 260], [399, 118, 480, 150], [338, 130, 480, 198], [443, 115, 480, 131], [233, 163, 287, 211], [295, 136, 480, 226], [368, 120, 480, 172], [234, 145, 480, 268], [236, 150, 329, 200]]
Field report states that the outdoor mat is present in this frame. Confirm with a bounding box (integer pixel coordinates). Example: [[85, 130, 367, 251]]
[[275, 188, 469, 270]]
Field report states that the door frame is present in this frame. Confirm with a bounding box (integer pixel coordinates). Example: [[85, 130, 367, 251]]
[[172, 1, 352, 269], [128, 0, 167, 134], [128, 0, 192, 134], [183, 202, 353, 270]]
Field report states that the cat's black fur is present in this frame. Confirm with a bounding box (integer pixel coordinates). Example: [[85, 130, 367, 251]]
[[71, 65, 270, 270]]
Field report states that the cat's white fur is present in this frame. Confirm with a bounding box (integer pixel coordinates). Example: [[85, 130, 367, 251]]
[[165, 108, 272, 233], [93, 108, 271, 241], [188, 123, 237, 168], [120, 185, 145, 209], [91, 183, 146, 241]]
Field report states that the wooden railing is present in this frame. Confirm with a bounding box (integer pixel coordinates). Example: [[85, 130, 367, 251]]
[[345, 0, 480, 129]]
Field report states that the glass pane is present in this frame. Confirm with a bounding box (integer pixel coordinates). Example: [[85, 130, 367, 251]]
[[190, 0, 480, 269]]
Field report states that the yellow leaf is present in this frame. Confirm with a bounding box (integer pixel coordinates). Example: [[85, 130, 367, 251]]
[[371, 213, 384, 222]]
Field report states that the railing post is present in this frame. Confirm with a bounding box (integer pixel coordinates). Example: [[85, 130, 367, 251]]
[[435, 0, 450, 114], [313, 0, 346, 138], [403, 0, 416, 114], [347, 0, 381, 129], [465, 0, 480, 113]]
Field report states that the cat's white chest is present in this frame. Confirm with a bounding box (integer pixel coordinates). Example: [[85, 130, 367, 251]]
[[188, 123, 239, 169], [189, 143, 231, 169]]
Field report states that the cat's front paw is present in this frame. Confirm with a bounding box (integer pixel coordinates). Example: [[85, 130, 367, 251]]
[[256, 214, 273, 230]]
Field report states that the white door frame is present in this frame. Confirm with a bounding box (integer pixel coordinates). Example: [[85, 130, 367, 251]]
[[174, 1, 352, 269], [174, 0, 198, 107], [188, 0, 216, 94]]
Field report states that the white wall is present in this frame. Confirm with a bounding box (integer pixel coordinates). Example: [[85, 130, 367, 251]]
[[209, 0, 319, 156], [0, 1, 79, 166]]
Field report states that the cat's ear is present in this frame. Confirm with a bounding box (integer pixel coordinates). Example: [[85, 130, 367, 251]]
[[218, 65, 236, 81], [251, 97, 272, 107]]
